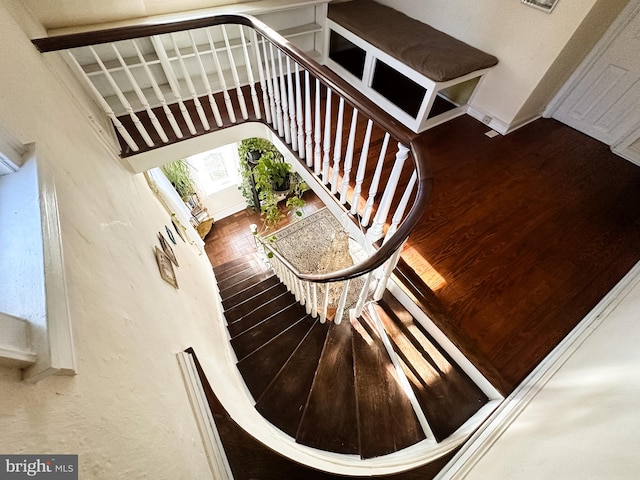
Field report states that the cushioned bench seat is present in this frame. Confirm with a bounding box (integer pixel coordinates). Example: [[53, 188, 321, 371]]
[[328, 0, 498, 82]]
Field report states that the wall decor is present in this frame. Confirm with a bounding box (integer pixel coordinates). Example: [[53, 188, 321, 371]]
[[154, 246, 179, 289], [158, 232, 179, 267], [522, 0, 559, 13], [165, 224, 177, 244], [172, 219, 186, 242]]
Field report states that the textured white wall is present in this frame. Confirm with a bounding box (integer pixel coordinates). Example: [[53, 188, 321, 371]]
[[0, 2, 224, 478]]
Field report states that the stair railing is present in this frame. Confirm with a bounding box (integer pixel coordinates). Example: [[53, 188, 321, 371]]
[[32, 13, 432, 301]]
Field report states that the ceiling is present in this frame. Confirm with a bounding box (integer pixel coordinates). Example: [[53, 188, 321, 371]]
[[21, 0, 254, 31]]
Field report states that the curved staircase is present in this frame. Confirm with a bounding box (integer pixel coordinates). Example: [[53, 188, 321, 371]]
[[214, 254, 489, 459]]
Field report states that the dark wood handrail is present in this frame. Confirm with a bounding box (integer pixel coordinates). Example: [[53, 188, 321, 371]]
[[32, 13, 432, 283]]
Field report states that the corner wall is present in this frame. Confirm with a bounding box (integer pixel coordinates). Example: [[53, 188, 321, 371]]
[[0, 1, 225, 478]]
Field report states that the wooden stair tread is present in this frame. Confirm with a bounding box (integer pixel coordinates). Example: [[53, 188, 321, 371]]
[[218, 270, 274, 298], [376, 296, 488, 440], [230, 302, 308, 361], [237, 316, 317, 401], [255, 320, 329, 438], [227, 291, 295, 338], [224, 282, 289, 323], [216, 261, 269, 291], [352, 315, 426, 458], [221, 275, 281, 310], [296, 320, 359, 455], [212, 256, 257, 278]]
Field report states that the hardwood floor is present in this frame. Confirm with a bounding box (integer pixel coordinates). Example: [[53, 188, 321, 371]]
[[206, 114, 640, 395]]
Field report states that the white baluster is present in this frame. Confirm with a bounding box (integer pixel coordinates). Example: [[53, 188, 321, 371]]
[[374, 247, 403, 301], [350, 119, 374, 215], [304, 70, 313, 167], [260, 39, 277, 128], [311, 283, 318, 319], [239, 25, 261, 119], [89, 46, 154, 147], [331, 97, 345, 194], [339, 108, 358, 204], [384, 170, 417, 241], [150, 36, 197, 135], [304, 281, 312, 315], [320, 283, 330, 324], [67, 52, 139, 152], [188, 31, 223, 127], [131, 39, 183, 139], [354, 271, 375, 318], [111, 43, 168, 143], [295, 63, 305, 158], [269, 44, 284, 136], [277, 50, 291, 144], [362, 132, 390, 226], [250, 31, 270, 124], [205, 28, 236, 123], [170, 33, 210, 131], [314, 79, 322, 175], [334, 279, 351, 325], [221, 25, 248, 119], [321, 88, 333, 183], [366, 143, 409, 242], [286, 57, 298, 151]]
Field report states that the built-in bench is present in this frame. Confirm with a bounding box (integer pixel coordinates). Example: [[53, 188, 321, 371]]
[[324, 0, 498, 132]]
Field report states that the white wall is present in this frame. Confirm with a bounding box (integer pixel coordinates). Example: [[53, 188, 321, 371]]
[[378, 0, 629, 129], [0, 1, 224, 478]]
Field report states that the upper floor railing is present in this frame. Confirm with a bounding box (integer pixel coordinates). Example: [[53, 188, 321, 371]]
[[32, 13, 432, 300]]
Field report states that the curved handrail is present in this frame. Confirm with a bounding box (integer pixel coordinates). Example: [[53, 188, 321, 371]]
[[32, 14, 433, 283]]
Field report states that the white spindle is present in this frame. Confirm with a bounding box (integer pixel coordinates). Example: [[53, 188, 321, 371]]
[[314, 79, 322, 175], [131, 39, 183, 139], [170, 33, 210, 131], [89, 46, 154, 147], [221, 25, 248, 119], [334, 279, 351, 325], [111, 43, 168, 143], [362, 132, 390, 226], [374, 247, 403, 301], [205, 28, 236, 123], [68, 53, 139, 152], [320, 283, 330, 324], [304, 70, 313, 167], [340, 109, 359, 204], [354, 272, 375, 318], [239, 25, 261, 119], [322, 88, 333, 183], [260, 39, 277, 128], [277, 50, 291, 144], [269, 44, 284, 136], [188, 31, 223, 127], [384, 170, 417, 241], [286, 58, 298, 151], [295, 63, 305, 158], [151, 36, 197, 135], [331, 97, 345, 193], [311, 283, 318, 318], [251, 31, 270, 124], [304, 281, 312, 315], [366, 143, 410, 242], [350, 119, 374, 215]]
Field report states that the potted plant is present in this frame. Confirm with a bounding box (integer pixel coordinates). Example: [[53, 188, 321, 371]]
[[161, 159, 196, 200], [237, 137, 308, 228]]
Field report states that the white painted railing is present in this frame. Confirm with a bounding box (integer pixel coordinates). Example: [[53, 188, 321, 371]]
[[33, 12, 431, 310]]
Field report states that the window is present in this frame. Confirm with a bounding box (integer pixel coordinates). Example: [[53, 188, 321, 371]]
[[186, 144, 240, 196]]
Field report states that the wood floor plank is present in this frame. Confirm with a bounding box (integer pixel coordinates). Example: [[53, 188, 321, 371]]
[[352, 314, 425, 458], [296, 320, 359, 455], [254, 320, 329, 437], [230, 302, 308, 361], [375, 293, 487, 441], [236, 315, 317, 401]]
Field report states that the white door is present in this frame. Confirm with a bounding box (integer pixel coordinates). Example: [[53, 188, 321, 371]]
[[550, 0, 640, 164]]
